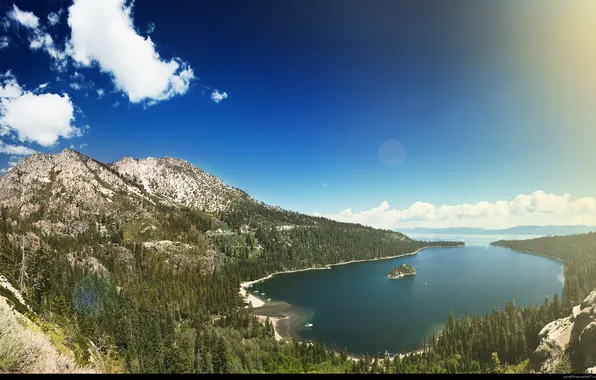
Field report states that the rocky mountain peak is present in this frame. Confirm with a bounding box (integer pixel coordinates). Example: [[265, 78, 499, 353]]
[[0, 150, 246, 231], [0, 149, 150, 226], [111, 154, 243, 213]]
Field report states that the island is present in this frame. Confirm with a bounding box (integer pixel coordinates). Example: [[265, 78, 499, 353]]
[[387, 263, 417, 279]]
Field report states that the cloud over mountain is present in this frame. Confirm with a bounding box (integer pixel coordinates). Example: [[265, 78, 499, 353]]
[[316, 191, 596, 230]]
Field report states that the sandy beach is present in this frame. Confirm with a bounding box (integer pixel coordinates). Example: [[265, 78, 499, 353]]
[[256, 314, 288, 342], [239, 285, 265, 308]]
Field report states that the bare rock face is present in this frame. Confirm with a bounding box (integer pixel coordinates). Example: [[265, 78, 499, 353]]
[[572, 291, 596, 370], [0, 149, 151, 223], [111, 156, 244, 213], [579, 321, 596, 370], [582, 291, 596, 308], [532, 290, 596, 373], [1, 149, 248, 229], [532, 316, 574, 372]]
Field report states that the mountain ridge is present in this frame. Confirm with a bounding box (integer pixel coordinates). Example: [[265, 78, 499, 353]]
[[398, 225, 596, 236]]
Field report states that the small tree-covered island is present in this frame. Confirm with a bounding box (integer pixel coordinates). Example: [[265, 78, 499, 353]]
[[387, 263, 417, 279]]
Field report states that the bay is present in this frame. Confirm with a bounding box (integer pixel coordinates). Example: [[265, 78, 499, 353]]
[[252, 234, 564, 355]]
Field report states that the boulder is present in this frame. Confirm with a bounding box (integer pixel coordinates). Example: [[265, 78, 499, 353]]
[[579, 321, 596, 369], [532, 290, 596, 373], [571, 302, 596, 350], [581, 290, 596, 309], [572, 305, 581, 320], [532, 316, 574, 372]]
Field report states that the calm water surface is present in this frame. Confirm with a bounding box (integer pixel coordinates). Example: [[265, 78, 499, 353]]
[[252, 234, 563, 355]]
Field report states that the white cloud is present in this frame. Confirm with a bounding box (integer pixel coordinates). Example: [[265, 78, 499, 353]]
[[211, 89, 228, 103], [0, 72, 82, 147], [0, 72, 22, 99], [316, 191, 596, 230], [9, 5, 39, 29], [35, 82, 49, 92], [47, 11, 61, 26], [67, 0, 195, 104], [0, 36, 8, 49], [0, 141, 37, 156]]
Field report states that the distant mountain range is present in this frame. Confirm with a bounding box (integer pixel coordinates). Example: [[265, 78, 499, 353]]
[[398, 225, 596, 236]]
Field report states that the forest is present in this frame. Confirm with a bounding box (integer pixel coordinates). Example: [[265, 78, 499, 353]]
[[0, 199, 592, 373]]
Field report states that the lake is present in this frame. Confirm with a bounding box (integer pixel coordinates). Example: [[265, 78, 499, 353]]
[[251, 234, 564, 355]]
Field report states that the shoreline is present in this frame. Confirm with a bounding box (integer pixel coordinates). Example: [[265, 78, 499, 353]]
[[240, 244, 461, 290], [238, 244, 461, 349], [490, 244, 567, 284], [491, 245, 565, 264], [256, 314, 288, 342]]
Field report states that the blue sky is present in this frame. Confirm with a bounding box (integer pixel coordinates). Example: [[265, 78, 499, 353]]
[[1, 0, 596, 229]]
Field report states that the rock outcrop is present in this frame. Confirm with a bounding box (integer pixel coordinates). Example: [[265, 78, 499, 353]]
[[532, 316, 574, 372], [111, 156, 244, 213], [532, 290, 596, 373]]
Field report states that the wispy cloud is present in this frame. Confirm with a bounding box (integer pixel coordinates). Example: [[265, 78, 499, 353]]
[[47, 9, 63, 26], [7, 5, 70, 72], [9, 5, 39, 29], [0, 141, 37, 156], [0, 36, 8, 50], [147, 22, 155, 35]]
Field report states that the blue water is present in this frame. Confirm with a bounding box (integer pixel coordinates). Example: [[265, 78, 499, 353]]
[[253, 235, 563, 355]]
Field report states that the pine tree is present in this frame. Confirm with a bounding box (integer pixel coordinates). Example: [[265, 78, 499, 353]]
[[489, 352, 502, 374], [552, 292, 561, 319]]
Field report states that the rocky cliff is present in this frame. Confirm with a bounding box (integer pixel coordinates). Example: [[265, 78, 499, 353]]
[[531, 289, 596, 373]]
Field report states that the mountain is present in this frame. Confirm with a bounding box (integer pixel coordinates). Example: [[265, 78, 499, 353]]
[[399, 225, 596, 236], [0, 149, 462, 373], [1, 149, 594, 374], [111, 156, 247, 213]]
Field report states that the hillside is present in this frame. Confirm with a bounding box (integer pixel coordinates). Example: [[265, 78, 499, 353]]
[[0, 275, 97, 373], [0, 149, 461, 373]]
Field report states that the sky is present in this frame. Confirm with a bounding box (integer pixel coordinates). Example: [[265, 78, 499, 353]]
[[1, 0, 596, 230]]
